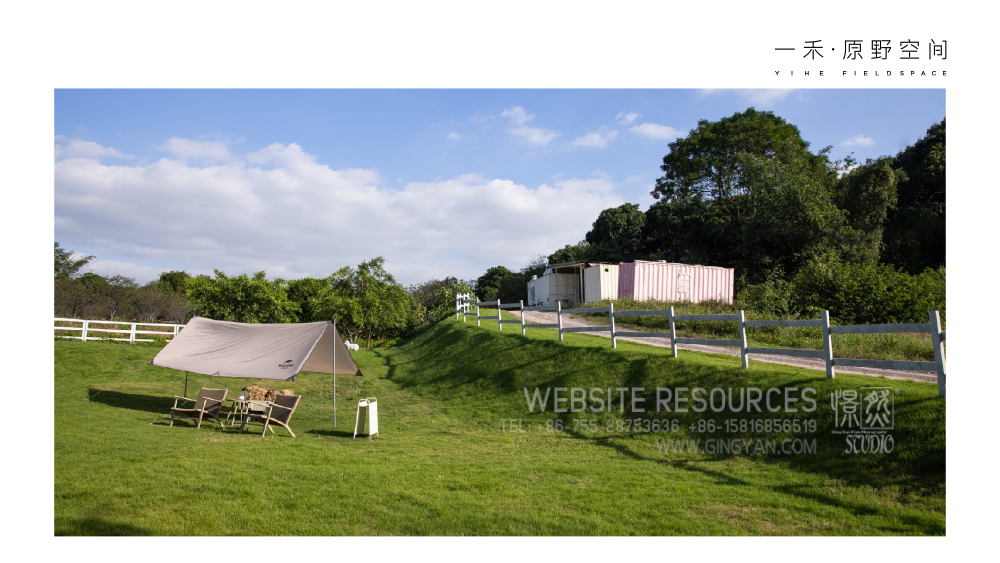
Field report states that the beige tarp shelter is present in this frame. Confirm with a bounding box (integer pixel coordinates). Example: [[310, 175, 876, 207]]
[[150, 317, 360, 424]]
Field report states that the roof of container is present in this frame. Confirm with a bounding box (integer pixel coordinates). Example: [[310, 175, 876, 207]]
[[627, 260, 733, 271], [547, 261, 619, 268]]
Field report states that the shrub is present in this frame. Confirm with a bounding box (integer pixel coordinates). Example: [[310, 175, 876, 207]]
[[736, 278, 796, 318], [790, 257, 945, 325]]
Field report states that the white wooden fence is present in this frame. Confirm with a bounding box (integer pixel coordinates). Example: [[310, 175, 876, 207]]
[[54, 317, 186, 343], [455, 297, 947, 397]]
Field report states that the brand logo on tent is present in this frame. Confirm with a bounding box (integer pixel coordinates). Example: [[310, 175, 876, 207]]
[[278, 360, 295, 369]]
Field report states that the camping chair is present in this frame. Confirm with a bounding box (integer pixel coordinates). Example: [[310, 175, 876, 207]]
[[240, 393, 301, 438], [170, 388, 228, 429]]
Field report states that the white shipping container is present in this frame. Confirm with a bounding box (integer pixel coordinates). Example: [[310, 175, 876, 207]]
[[584, 264, 619, 303], [527, 273, 580, 307]]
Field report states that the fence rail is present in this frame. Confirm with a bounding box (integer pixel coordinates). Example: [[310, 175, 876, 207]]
[[745, 347, 826, 359], [673, 314, 740, 322], [829, 323, 931, 334], [674, 337, 741, 347], [54, 317, 186, 343], [454, 296, 947, 397], [744, 319, 823, 328]]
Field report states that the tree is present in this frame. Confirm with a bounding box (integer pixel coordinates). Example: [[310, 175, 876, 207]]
[[55, 275, 99, 318], [520, 255, 548, 280], [475, 266, 515, 301], [585, 204, 646, 262], [642, 196, 720, 264], [409, 276, 475, 324], [548, 241, 591, 264], [131, 281, 192, 323], [647, 108, 843, 285], [882, 119, 946, 273], [430, 278, 474, 317], [286, 277, 329, 322], [103, 275, 138, 320], [312, 257, 417, 347], [833, 157, 898, 264], [131, 282, 171, 322], [55, 242, 94, 279], [186, 270, 298, 323], [652, 108, 832, 210], [158, 270, 191, 293]]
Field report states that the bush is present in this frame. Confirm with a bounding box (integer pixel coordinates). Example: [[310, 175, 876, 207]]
[[790, 258, 945, 325], [736, 278, 796, 318]]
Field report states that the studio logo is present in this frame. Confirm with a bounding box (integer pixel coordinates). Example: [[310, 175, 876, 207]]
[[832, 387, 897, 454]]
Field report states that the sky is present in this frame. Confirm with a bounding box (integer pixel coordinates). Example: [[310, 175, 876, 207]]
[[54, 88, 945, 286]]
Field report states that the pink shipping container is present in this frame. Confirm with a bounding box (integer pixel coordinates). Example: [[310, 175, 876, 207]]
[[618, 260, 734, 304]]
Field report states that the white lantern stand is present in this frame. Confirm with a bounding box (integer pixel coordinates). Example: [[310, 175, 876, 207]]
[[353, 397, 379, 439]]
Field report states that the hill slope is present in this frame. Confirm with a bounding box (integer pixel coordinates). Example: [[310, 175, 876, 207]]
[[54, 319, 945, 535]]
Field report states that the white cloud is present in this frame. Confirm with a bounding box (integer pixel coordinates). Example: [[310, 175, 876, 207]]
[[159, 137, 231, 162], [84, 259, 178, 282], [740, 89, 795, 106], [616, 111, 639, 126], [445, 131, 464, 141], [629, 122, 684, 140], [55, 139, 622, 284], [697, 89, 795, 108], [636, 191, 659, 212], [54, 137, 132, 160], [841, 134, 876, 147], [500, 105, 559, 145], [569, 129, 617, 148]]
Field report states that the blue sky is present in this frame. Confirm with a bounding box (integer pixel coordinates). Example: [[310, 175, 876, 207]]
[[54, 89, 945, 285]]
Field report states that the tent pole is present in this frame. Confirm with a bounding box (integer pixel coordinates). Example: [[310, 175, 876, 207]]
[[333, 318, 337, 428]]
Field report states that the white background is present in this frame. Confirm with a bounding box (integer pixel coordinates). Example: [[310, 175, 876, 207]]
[[2, 0, 991, 559]]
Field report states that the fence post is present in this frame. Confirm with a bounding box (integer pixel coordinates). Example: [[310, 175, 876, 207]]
[[738, 310, 748, 368], [557, 301, 564, 341], [520, 300, 525, 336], [929, 310, 946, 398], [821, 310, 835, 379], [82, 320, 89, 342], [129, 323, 136, 343], [173, 324, 180, 339], [609, 302, 617, 349], [497, 299, 502, 332], [668, 306, 678, 358], [477, 300, 481, 327]]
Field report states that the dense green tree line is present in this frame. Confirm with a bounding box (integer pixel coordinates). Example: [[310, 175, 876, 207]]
[[54, 246, 471, 347], [55, 243, 193, 322], [472, 110, 945, 324]]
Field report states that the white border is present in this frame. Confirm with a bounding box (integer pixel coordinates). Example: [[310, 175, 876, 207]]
[[6, 0, 995, 559]]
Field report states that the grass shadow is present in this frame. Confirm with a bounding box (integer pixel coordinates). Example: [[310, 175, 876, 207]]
[[55, 517, 152, 536], [86, 389, 174, 415], [310, 429, 359, 438]]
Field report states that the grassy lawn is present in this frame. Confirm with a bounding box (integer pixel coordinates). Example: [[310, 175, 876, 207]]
[[55, 317, 945, 535]]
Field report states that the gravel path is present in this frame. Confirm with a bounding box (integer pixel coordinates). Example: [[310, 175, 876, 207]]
[[508, 310, 936, 383]]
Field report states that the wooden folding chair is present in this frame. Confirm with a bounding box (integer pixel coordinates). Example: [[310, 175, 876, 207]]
[[241, 394, 300, 438], [170, 388, 228, 429]]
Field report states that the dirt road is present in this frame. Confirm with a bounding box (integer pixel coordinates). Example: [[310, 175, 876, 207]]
[[509, 310, 936, 383]]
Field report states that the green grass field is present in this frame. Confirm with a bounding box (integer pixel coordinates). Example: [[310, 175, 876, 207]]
[[54, 317, 945, 535]]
